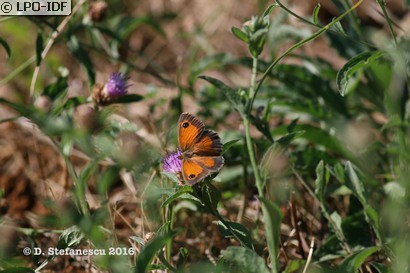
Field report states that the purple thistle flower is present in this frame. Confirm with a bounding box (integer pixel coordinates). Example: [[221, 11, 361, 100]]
[[93, 72, 132, 105], [105, 72, 131, 98], [163, 150, 182, 174]]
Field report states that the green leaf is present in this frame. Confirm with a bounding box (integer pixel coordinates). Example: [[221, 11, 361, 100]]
[[345, 161, 367, 205], [161, 171, 180, 184], [271, 124, 352, 159], [331, 20, 346, 35], [283, 260, 304, 273], [222, 139, 240, 155], [231, 27, 249, 42], [135, 232, 175, 273], [91, 25, 123, 42], [78, 160, 99, 186], [97, 165, 120, 195], [0, 98, 37, 118], [345, 161, 382, 243], [381, 114, 403, 131], [287, 118, 299, 133], [36, 32, 43, 66], [312, 4, 321, 25], [333, 163, 345, 183], [114, 94, 143, 104], [314, 234, 345, 262], [336, 51, 385, 96], [161, 186, 193, 208], [222, 246, 269, 273], [250, 114, 274, 143], [276, 131, 304, 146], [156, 221, 172, 235], [199, 75, 244, 113], [67, 37, 95, 86], [262, 3, 277, 17], [0, 268, 35, 273], [43, 76, 68, 100], [249, 28, 268, 57], [197, 182, 221, 212], [339, 246, 380, 272], [314, 160, 327, 203], [217, 221, 253, 249], [57, 226, 84, 249], [189, 261, 227, 273], [0, 36, 11, 58], [330, 211, 342, 233], [52, 96, 85, 115], [116, 16, 165, 39], [259, 198, 282, 272], [364, 206, 381, 234]]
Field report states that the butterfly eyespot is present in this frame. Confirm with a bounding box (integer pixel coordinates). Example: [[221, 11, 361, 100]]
[[188, 174, 196, 179], [182, 122, 189, 128]]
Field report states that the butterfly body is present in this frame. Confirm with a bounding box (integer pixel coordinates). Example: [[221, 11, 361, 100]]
[[178, 112, 224, 185]]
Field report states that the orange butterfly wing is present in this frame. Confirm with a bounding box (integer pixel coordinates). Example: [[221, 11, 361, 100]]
[[178, 113, 222, 155], [178, 112, 205, 152], [190, 129, 222, 156], [181, 156, 224, 185]]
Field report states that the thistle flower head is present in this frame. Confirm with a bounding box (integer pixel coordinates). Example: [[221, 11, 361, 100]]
[[162, 150, 182, 174], [93, 72, 131, 106], [106, 72, 130, 97]]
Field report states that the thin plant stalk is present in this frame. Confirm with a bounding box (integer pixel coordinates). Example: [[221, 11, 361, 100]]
[[376, 0, 398, 47], [242, 55, 280, 272], [166, 203, 175, 263]]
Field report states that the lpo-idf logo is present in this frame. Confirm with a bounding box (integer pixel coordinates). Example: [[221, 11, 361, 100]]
[[0, 0, 71, 15]]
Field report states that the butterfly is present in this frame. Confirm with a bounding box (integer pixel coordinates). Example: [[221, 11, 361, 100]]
[[178, 112, 224, 185]]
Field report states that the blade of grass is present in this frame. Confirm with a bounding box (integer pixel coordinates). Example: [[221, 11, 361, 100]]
[[29, 0, 87, 97]]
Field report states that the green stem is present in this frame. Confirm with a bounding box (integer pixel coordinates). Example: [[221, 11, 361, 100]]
[[243, 117, 263, 195], [243, 56, 279, 272], [246, 56, 259, 115], [244, 57, 264, 195], [0, 56, 35, 85], [166, 204, 175, 263], [376, 0, 398, 47], [341, 0, 365, 41]]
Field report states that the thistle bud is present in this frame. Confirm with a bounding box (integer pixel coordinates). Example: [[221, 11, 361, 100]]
[[89, 1, 108, 22]]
